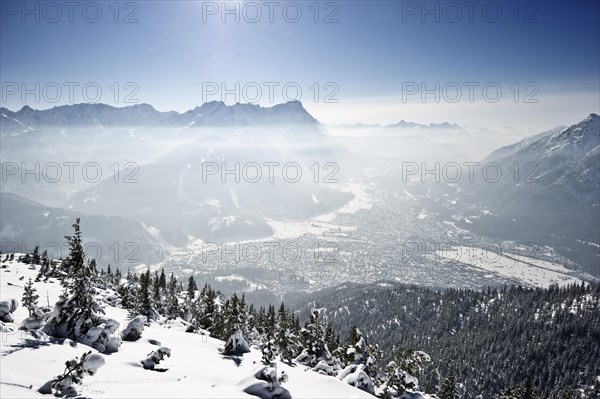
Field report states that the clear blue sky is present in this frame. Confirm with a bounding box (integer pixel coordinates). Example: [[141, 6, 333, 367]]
[[1, 0, 599, 129]]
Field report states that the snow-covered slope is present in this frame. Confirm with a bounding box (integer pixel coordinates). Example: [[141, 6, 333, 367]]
[[0, 257, 376, 399], [484, 125, 566, 162], [451, 114, 600, 276]]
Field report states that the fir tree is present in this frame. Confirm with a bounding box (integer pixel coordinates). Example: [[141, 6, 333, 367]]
[[439, 370, 460, 399], [187, 275, 197, 300], [58, 218, 96, 336], [36, 251, 50, 281], [137, 269, 152, 317], [22, 277, 39, 317], [32, 245, 41, 265], [159, 269, 167, 291], [44, 218, 103, 340], [276, 303, 294, 364], [166, 273, 180, 318], [114, 268, 122, 285], [199, 284, 216, 331]]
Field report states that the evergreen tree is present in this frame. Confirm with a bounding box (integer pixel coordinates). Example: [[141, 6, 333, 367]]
[[438, 370, 459, 399], [199, 284, 216, 331], [89, 259, 98, 275], [36, 250, 50, 281], [137, 269, 152, 318], [159, 269, 167, 291], [53, 218, 97, 336], [114, 268, 122, 285], [266, 304, 276, 339], [43, 218, 119, 354], [187, 275, 197, 300], [262, 338, 275, 364], [152, 271, 162, 311], [32, 245, 41, 265], [297, 309, 333, 368], [519, 377, 536, 399], [276, 303, 294, 364], [22, 277, 39, 317], [166, 273, 180, 318]]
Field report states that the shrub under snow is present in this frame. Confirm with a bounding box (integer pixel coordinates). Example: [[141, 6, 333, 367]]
[[20, 308, 44, 331], [44, 298, 122, 354], [339, 363, 375, 395], [243, 364, 291, 399], [141, 347, 171, 370], [0, 298, 18, 322], [78, 318, 121, 354], [39, 351, 105, 397], [121, 315, 147, 341], [223, 329, 251, 356]]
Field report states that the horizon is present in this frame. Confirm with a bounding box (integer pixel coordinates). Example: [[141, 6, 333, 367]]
[[1, 1, 599, 131], [2, 100, 598, 134]]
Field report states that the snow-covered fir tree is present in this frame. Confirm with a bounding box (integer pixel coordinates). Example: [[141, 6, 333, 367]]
[[43, 219, 121, 353], [438, 370, 460, 399], [22, 277, 39, 317]]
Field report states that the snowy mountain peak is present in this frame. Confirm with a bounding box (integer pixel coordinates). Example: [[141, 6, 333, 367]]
[[385, 119, 463, 131], [0, 101, 321, 132], [549, 112, 600, 152]]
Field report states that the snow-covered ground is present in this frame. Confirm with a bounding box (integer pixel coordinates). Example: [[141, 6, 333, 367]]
[[267, 183, 373, 240], [0, 257, 375, 398], [433, 246, 584, 288]]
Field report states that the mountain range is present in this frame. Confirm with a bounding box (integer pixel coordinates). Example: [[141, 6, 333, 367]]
[[0, 101, 318, 133], [1, 102, 598, 278]]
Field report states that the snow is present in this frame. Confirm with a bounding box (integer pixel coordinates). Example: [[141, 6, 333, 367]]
[[83, 354, 106, 375], [0, 258, 375, 398], [121, 315, 147, 341], [267, 183, 372, 239], [214, 275, 266, 291], [434, 246, 584, 288]]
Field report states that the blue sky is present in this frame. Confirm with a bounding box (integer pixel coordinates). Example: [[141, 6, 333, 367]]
[[1, 0, 599, 129]]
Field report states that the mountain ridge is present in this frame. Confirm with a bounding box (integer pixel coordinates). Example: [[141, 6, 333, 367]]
[[0, 101, 318, 131]]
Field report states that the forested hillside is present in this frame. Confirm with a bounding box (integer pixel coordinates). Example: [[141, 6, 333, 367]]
[[292, 282, 600, 398]]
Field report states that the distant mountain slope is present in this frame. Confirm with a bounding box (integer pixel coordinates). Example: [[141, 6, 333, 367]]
[[0, 192, 185, 266], [484, 125, 566, 162], [0, 101, 318, 132], [1, 101, 353, 242], [450, 114, 600, 275]]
